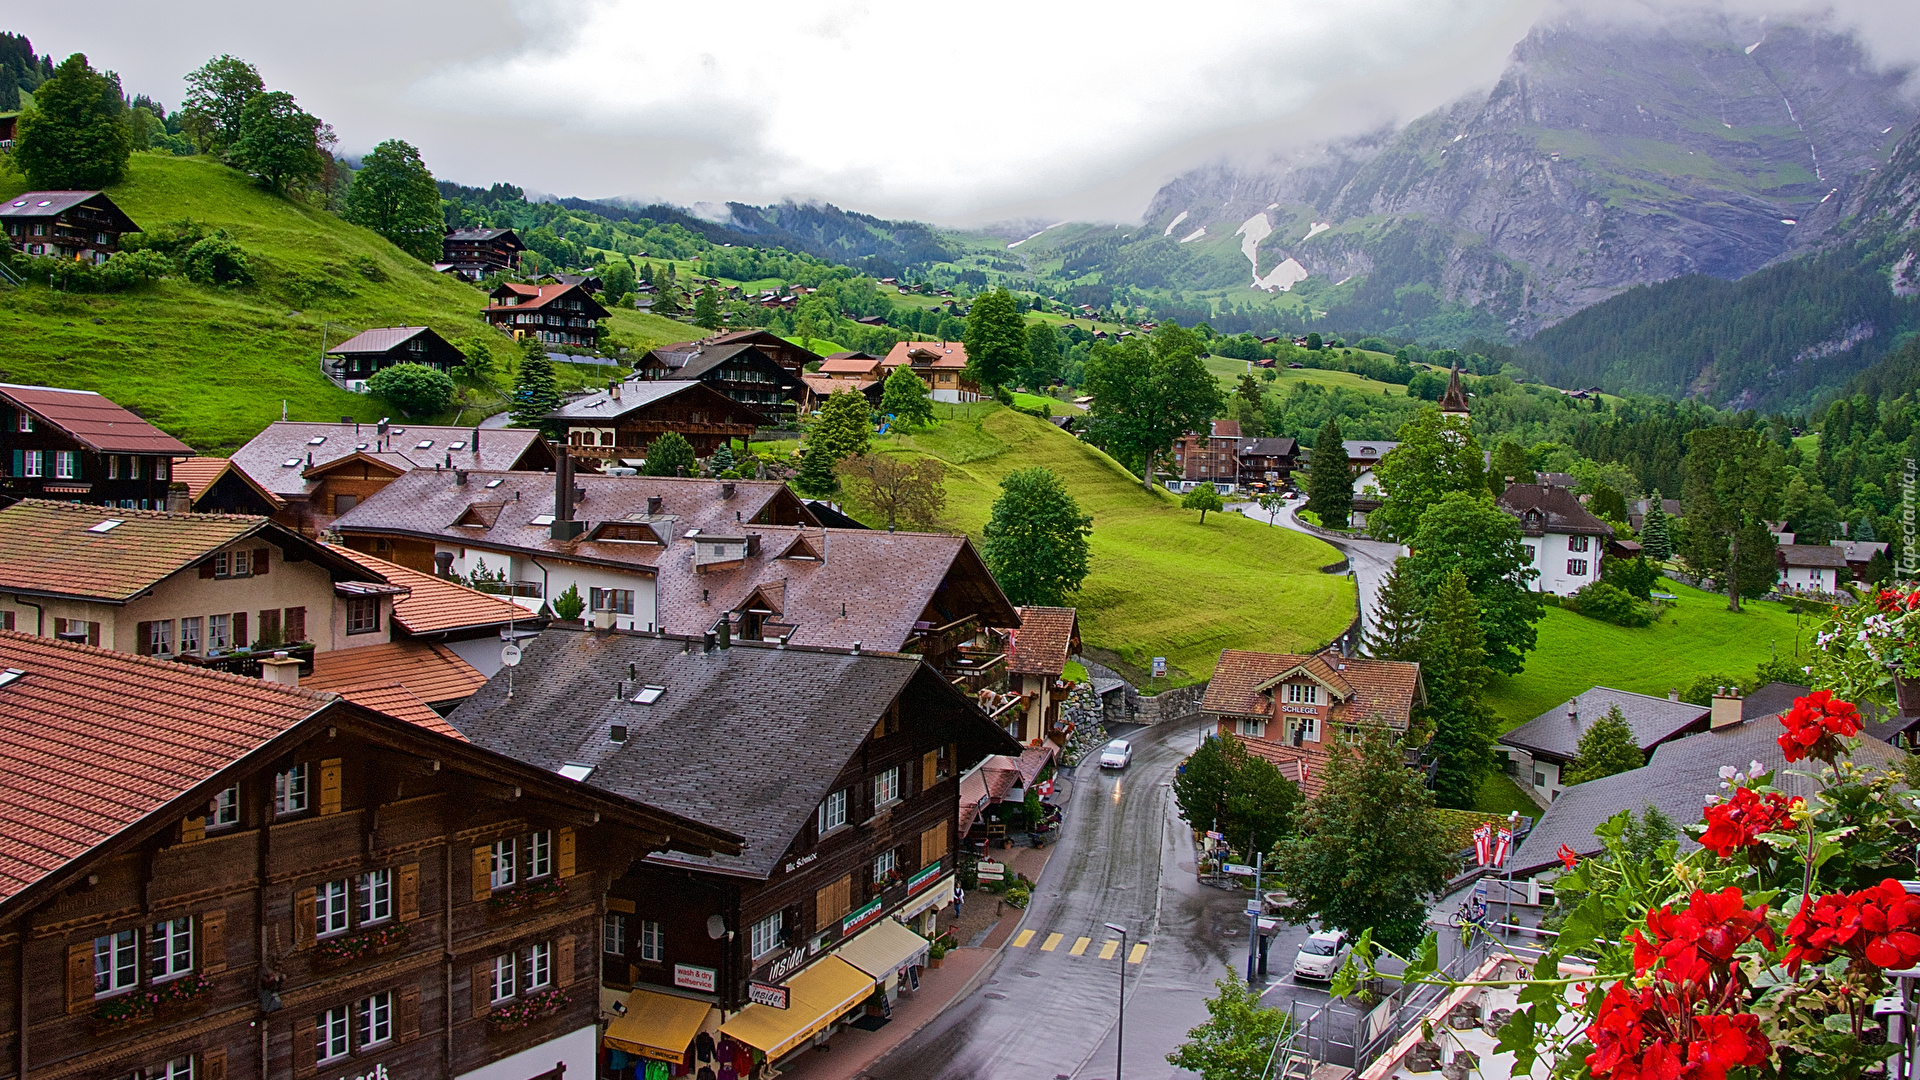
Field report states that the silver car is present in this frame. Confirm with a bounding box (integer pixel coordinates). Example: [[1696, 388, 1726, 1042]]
[[1098, 739, 1133, 769], [1291, 930, 1349, 982]]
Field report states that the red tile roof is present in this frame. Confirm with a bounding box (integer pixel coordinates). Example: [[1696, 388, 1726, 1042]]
[[327, 544, 533, 635], [304, 641, 487, 707], [483, 282, 608, 316], [0, 383, 191, 454], [882, 341, 968, 370], [172, 456, 285, 510], [1008, 607, 1080, 676], [1203, 649, 1422, 728], [0, 500, 269, 601], [336, 682, 465, 740], [0, 630, 332, 902]]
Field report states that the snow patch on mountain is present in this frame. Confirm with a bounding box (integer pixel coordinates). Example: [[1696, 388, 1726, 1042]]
[[1163, 210, 1189, 237]]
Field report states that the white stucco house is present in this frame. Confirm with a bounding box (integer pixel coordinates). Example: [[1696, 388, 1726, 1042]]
[[1777, 544, 1848, 595], [1496, 483, 1613, 595]]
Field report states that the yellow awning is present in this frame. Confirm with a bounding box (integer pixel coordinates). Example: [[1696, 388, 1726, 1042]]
[[719, 954, 874, 1060], [835, 918, 931, 980], [603, 987, 714, 1065]]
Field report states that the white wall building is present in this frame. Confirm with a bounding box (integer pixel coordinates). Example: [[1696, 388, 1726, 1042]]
[[1778, 544, 1848, 595], [1495, 483, 1614, 596]]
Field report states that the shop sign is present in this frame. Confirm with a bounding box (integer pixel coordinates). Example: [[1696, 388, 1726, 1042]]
[[673, 964, 717, 993], [783, 851, 819, 875], [841, 898, 883, 935], [907, 863, 942, 894], [1280, 704, 1320, 716], [748, 981, 791, 1010], [331, 1065, 391, 1080], [976, 860, 1005, 882], [766, 947, 810, 982]]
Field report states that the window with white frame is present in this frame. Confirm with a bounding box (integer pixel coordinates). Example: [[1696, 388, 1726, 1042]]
[[525, 941, 552, 989], [603, 914, 627, 955], [528, 831, 551, 878], [590, 588, 635, 615], [153, 1056, 195, 1080], [22, 450, 42, 478], [149, 917, 193, 980], [346, 596, 379, 635], [53, 451, 77, 480], [15, 412, 31, 432], [873, 766, 900, 808], [207, 613, 231, 651], [106, 455, 119, 480], [1568, 534, 1590, 553], [1568, 559, 1589, 577], [491, 952, 518, 1003], [491, 838, 517, 890], [274, 764, 309, 816], [210, 784, 240, 829], [147, 620, 173, 657], [873, 848, 898, 883], [640, 919, 663, 963], [1284, 682, 1320, 705], [818, 789, 848, 834], [750, 911, 783, 958], [358, 991, 392, 1048], [178, 616, 202, 655], [316, 879, 349, 938], [359, 869, 392, 924], [94, 929, 137, 996], [1235, 718, 1267, 738], [317, 1005, 350, 1063], [128, 456, 142, 480]]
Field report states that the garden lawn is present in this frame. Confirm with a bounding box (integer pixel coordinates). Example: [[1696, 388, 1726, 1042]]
[[859, 405, 1355, 685], [1483, 579, 1809, 732]]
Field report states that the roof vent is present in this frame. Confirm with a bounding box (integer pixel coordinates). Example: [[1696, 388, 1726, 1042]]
[[851, 642, 862, 655], [1567, 701, 1579, 722], [87, 519, 123, 533], [609, 724, 628, 744], [647, 495, 662, 515], [722, 482, 735, 499], [632, 685, 665, 705]]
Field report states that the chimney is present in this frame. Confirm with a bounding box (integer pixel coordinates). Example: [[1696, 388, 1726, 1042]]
[[259, 652, 303, 688], [433, 551, 455, 578], [550, 447, 584, 540], [717, 618, 730, 650], [472, 427, 481, 452], [594, 608, 616, 632], [1711, 686, 1744, 730], [610, 379, 622, 402], [703, 631, 717, 653], [1566, 700, 1579, 723], [1669, 688, 1680, 702], [647, 495, 662, 515], [165, 483, 191, 513], [722, 482, 735, 500], [454, 469, 468, 486]]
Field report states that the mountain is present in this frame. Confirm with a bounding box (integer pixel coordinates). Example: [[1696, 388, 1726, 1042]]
[[570, 196, 956, 277]]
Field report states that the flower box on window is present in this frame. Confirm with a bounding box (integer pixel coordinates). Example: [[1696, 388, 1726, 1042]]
[[314, 922, 410, 968], [487, 988, 569, 1032], [486, 876, 569, 916]]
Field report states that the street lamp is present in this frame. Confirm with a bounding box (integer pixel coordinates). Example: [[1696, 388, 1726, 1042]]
[[1106, 922, 1128, 1080]]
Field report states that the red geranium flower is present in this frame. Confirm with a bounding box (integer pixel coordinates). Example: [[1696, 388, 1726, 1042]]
[[1586, 982, 1769, 1080], [1875, 588, 1920, 614], [1777, 691, 1862, 763], [1698, 787, 1801, 858], [1785, 878, 1920, 974], [1630, 886, 1774, 990], [1558, 844, 1579, 871]]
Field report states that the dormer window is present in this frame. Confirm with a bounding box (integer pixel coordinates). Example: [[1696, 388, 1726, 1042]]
[[1285, 682, 1320, 705]]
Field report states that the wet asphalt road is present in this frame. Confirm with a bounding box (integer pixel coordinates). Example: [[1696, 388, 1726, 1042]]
[[1227, 496, 1400, 643], [876, 721, 1303, 1080]]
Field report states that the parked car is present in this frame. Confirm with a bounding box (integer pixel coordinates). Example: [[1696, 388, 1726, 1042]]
[[1099, 739, 1133, 769], [1291, 930, 1350, 982]]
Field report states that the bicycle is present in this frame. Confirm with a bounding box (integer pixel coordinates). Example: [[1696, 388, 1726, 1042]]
[[1449, 896, 1489, 929]]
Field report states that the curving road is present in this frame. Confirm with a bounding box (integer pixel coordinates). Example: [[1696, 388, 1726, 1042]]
[[1230, 495, 1401, 647]]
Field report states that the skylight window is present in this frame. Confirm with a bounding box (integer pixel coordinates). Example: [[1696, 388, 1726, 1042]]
[[632, 685, 666, 705], [356, 443, 369, 450], [557, 763, 595, 782], [529, 514, 555, 526], [308, 436, 327, 445], [449, 441, 466, 450], [0, 669, 22, 689], [87, 519, 123, 533], [485, 479, 503, 488], [415, 440, 433, 449], [282, 459, 301, 467]]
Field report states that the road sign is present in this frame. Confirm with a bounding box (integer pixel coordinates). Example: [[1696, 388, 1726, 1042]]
[[1245, 899, 1264, 916], [1151, 657, 1167, 678], [1205, 830, 1223, 840], [1223, 863, 1257, 876]]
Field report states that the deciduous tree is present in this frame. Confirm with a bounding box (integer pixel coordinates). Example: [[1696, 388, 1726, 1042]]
[[1679, 426, 1782, 612], [809, 388, 873, 464], [643, 431, 696, 477], [179, 54, 262, 153], [367, 363, 454, 417], [960, 288, 1025, 390], [1171, 735, 1300, 856], [13, 53, 131, 190], [1182, 484, 1224, 523], [982, 467, 1092, 607], [1306, 417, 1352, 529], [343, 139, 443, 262], [1416, 569, 1496, 809], [1405, 490, 1541, 675], [1020, 321, 1061, 391], [1166, 975, 1294, 1080], [835, 453, 947, 531], [693, 287, 723, 330], [1368, 406, 1486, 544], [1487, 440, 1534, 497], [227, 90, 323, 194], [1563, 704, 1644, 785], [1083, 323, 1223, 493], [879, 364, 934, 431]]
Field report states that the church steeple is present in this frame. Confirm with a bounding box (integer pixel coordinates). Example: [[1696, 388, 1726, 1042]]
[[1439, 362, 1471, 417]]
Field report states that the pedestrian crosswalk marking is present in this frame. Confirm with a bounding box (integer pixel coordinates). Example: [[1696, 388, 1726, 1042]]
[[1040, 933, 1064, 952], [1099, 940, 1120, 960], [1070, 937, 1091, 956], [1012, 929, 1036, 948], [1128, 944, 1148, 964]]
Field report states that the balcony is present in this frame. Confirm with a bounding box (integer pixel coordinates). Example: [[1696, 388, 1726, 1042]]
[[173, 642, 316, 678], [944, 650, 1007, 696]]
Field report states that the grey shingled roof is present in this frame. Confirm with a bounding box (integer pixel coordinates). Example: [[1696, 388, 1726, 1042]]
[[1500, 687, 1709, 764], [546, 379, 767, 425], [1512, 683, 1902, 875], [229, 422, 548, 499], [1779, 544, 1848, 569], [327, 326, 431, 355], [447, 627, 1020, 878], [1342, 440, 1398, 461], [1497, 483, 1614, 537]]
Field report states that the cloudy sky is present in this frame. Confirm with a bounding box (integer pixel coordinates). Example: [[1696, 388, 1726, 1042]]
[[7, 0, 1918, 226]]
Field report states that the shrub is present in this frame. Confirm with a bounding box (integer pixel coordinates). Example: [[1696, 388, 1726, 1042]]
[[367, 363, 455, 416], [182, 234, 252, 285], [97, 248, 173, 288], [551, 584, 585, 620], [123, 219, 210, 261], [1569, 581, 1652, 627], [1601, 554, 1657, 600]]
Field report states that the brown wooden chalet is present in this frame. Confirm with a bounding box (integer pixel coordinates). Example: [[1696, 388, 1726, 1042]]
[[632, 342, 808, 421], [1201, 648, 1424, 797], [0, 629, 740, 1080], [169, 456, 284, 516], [448, 626, 1021, 1071], [0, 383, 191, 509], [0, 113, 16, 147], [484, 283, 609, 348], [441, 228, 526, 280], [1236, 437, 1299, 489], [1, 191, 138, 263], [649, 330, 822, 379], [324, 326, 466, 389], [549, 379, 770, 460], [227, 421, 554, 536]]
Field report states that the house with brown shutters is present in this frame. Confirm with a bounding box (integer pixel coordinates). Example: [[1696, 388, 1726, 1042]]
[[0, 629, 740, 1080], [1202, 648, 1424, 797], [323, 327, 467, 392], [1004, 606, 1082, 747], [447, 626, 1021, 1072], [880, 342, 980, 404], [483, 282, 609, 348], [0, 382, 192, 509], [648, 330, 823, 379], [630, 343, 808, 422], [441, 228, 527, 280]]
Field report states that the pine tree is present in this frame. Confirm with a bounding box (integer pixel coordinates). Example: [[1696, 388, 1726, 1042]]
[[708, 441, 736, 475], [643, 431, 696, 477], [1639, 488, 1673, 560], [792, 443, 838, 498], [693, 288, 723, 330], [1306, 417, 1353, 529], [508, 341, 560, 429], [1563, 704, 1644, 785], [1367, 558, 1424, 661], [1415, 568, 1496, 809]]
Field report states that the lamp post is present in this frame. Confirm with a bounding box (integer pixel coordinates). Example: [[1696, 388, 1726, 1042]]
[[1106, 922, 1128, 1080]]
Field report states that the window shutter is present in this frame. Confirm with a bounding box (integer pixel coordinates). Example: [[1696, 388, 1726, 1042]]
[[199, 560, 216, 579], [88, 622, 98, 647], [471, 962, 493, 1019], [471, 845, 491, 903], [202, 910, 227, 973], [293, 887, 316, 950], [10, 449, 21, 477], [284, 606, 306, 644], [257, 608, 281, 646], [922, 750, 938, 792], [202, 1048, 227, 1080], [317, 758, 342, 815], [53, 618, 66, 636], [398, 982, 421, 1042], [253, 548, 270, 575], [293, 1015, 318, 1077], [232, 611, 247, 646], [181, 815, 206, 843], [557, 935, 576, 987], [66, 942, 93, 1014], [70, 453, 80, 480], [135, 621, 153, 656], [557, 827, 576, 878], [397, 862, 420, 921]]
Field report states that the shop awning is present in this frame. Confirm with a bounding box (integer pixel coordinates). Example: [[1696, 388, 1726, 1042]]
[[719, 955, 873, 1060], [835, 918, 931, 980], [603, 987, 714, 1065], [898, 873, 957, 922]]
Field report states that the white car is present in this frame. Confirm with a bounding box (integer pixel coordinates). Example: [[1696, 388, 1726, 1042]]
[[1099, 739, 1133, 769], [1291, 930, 1350, 982]]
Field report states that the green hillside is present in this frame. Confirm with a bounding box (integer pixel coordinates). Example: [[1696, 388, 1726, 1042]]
[[0, 154, 693, 450], [838, 405, 1357, 684]]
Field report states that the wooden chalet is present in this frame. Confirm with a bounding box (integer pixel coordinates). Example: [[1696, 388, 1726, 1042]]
[[324, 327, 466, 390], [549, 379, 769, 460], [169, 456, 284, 516], [1235, 437, 1299, 489], [649, 330, 822, 378], [0, 191, 138, 263], [226, 421, 554, 536], [483, 283, 609, 348], [440, 228, 526, 280], [1202, 648, 1424, 797], [0, 112, 15, 147], [632, 343, 807, 422], [0, 630, 740, 1080], [1005, 606, 1083, 747], [448, 627, 1021, 1072], [0, 383, 191, 509], [880, 342, 980, 404]]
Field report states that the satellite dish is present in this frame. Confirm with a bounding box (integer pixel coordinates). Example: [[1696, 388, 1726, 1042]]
[[501, 644, 523, 667], [706, 914, 727, 940]]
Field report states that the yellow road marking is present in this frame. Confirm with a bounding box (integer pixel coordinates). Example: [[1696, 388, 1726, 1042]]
[[1012, 929, 1035, 948], [1128, 943, 1148, 964], [1041, 933, 1064, 952], [1070, 937, 1091, 956], [1099, 940, 1119, 960]]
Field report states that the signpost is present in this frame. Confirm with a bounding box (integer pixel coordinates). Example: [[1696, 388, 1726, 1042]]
[[976, 860, 1006, 883]]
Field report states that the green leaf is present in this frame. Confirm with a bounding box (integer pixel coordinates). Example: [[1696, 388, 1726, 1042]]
[[1557, 894, 1608, 956]]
